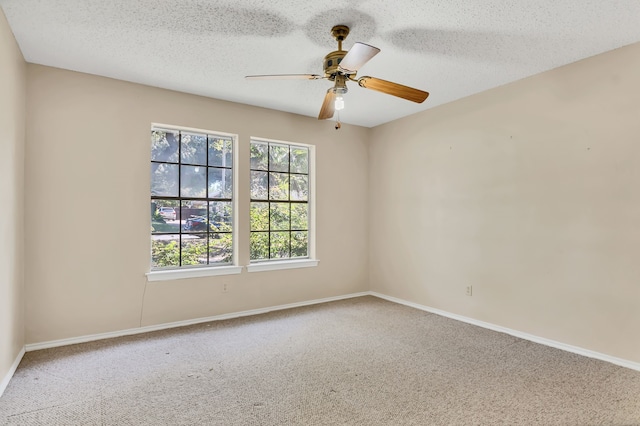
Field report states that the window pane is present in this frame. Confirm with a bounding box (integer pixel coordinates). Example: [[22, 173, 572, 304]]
[[209, 136, 233, 168], [269, 144, 289, 172], [151, 163, 178, 197], [250, 232, 269, 260], [251, 171, 268, 200], [250, 142, 268, 170], [291, 231, 308, 257], [291, 147, 308, 173], [291, 203, 308, 230], [151, 235, 180, 268], [151, 129, 179, 163], [208, 167, 232, 199], [209, 233, 233, 264], [181, 133, 207, 165], [270, 231, 290, 259], [181, 200, 207, 215], [181, 235, 208, 266], [151, 200, 180, 233], [151, 128, 235, 271], [290, 175, 308, 201], [249, 140, 311, 263], [270, 202, 290, 231], [269, 172, 289, 200], [209, 201, 233, 232], [182, 201, 208, 233], [181, 165, 206, 197], [251, 202, 269, 231]]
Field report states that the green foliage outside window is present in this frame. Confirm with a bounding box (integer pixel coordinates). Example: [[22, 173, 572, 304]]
[[151, 235, 233, 268], [150, 132, 311, 268], [151, 128, 234, 269], [250, 140, 310, 261]]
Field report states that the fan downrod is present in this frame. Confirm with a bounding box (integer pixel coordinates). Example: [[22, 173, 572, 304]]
[[324, 25, 350, 79]]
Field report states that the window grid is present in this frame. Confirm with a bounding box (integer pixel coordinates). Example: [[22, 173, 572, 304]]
[[250, 140, 310, 261], [151, 128, 234, 269]]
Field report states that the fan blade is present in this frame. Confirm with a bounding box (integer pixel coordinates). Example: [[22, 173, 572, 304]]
[[339, 42, 381, 73], [318, 90, 336, 120], [358, 76, 429, 103], [245, 74, 323, 80]]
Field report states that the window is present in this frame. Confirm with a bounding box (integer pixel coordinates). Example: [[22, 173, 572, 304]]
[[250, 139, 311, 262], [150, 127, 235, 270]]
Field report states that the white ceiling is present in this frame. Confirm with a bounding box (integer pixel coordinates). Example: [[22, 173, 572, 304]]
[[2, 0, 640, 127]]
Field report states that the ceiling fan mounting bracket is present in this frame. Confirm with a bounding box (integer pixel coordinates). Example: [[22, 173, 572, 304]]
[[331, 25, 350, 44]]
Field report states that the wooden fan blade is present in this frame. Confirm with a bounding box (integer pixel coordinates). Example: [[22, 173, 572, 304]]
[[318, 90, 336, 120], [358, 76, 429, 103], [245, 74, 323, 80], [339, 42, 381, 73]]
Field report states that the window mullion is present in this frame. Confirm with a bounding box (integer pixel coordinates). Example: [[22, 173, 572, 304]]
[[267, 143, 271, 259], [288, 146, 292, 258], [178, 131, 183, 266], [206, 136, 210, 264]]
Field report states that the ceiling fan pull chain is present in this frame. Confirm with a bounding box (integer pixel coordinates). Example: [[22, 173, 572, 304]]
[[335, 111, 341, 130]]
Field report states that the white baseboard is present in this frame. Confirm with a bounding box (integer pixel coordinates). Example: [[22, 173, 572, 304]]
[[370, 291, 640, 372], [25, 292, 370, 352], [22, 290, 640, 373], [0, 346, 25, 398]]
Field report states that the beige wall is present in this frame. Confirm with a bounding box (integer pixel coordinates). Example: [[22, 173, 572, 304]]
[[25, 65, 370, 343], [369, 42, 640, 363], [18, 35, 640, 366], [0, 9, 25, 382]]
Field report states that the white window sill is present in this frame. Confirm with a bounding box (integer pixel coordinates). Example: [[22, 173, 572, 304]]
[[246, 259, 319, 273], [146, 265, 243, 282]]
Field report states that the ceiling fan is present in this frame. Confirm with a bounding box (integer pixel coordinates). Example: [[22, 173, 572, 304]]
[[246, 25, 429, 128]]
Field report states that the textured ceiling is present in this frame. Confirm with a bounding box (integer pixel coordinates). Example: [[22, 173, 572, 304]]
[[2, 0, 640, 127]]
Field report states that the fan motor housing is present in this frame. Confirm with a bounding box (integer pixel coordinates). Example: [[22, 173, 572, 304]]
[[323, 50, 348, 79]]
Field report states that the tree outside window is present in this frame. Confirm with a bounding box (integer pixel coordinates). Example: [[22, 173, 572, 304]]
[[151, 128, 234, 269], [250, 140, 310, 261]]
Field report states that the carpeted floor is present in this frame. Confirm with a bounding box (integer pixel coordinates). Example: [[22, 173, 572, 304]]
[[1, 296, 639, 425]]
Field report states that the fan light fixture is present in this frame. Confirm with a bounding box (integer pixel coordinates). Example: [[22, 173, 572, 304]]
[[333, 86, 347, 111]]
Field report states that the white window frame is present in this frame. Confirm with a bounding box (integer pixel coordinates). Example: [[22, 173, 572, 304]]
[[246, 137, 318, 273], [146, 124, 242, 281]]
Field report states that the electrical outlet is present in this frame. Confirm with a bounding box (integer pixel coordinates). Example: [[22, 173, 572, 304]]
[[466, 285, 472, 296], [222, 283, 228, 293]]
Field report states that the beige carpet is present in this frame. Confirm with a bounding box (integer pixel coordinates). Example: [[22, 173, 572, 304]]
[[1, 296, 639, 425]]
